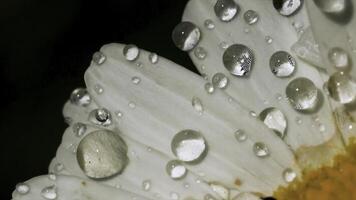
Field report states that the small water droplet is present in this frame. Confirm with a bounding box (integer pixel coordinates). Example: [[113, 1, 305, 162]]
[[89, 108, 112, 126], [123, 44, 140, 61], [327, 71, 356, 104], [92, 51, 106, 65], [204, 83, 215, 94], [54, 163, 64, 172], [116, 111, 124, 118], [129, 101, 136, 109], [212, 73, 229, 89], [283, 168, 297, 183], [16, 183, 30, 195], [273, 0, 302, 16], [259, 108, 287, 139], [166, 160, 187, 180], [243, 10, 259, 25], [94, 84, 104, 94], [170, 192, 180, 200], [214, 0, 239, 22], [149, 53, 159, 64], [265, 36, 273, 44], [204, 19, 215, 29], [41, 185, 57, 200], [48, 173, 57, 181], [249, 111, 257, 117], [183, 182, 190, 188], [270, 51, 296, 77], [142, 180, 151, 191], [295, 117, 302, 125], [286, 77, 319, 112], [192, 97, 204, 114], [209, 182, 230, 200], [194, 46, 207, 60], [234, 129, 247, 142], [171, 129, 207, 163], [223, 44, 254, 76], [219, 41, 229, 50], [253, 142, 270, 158], [72, 122, 87, 137], [70, 88, 91, 107], [77, 130, 128, 179], [131, 77, 141, 85], [172, 22, 201, 51], [328, 47, 350, 70]]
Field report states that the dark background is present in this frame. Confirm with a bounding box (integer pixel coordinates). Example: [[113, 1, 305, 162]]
[[0, 0, 196, 199]]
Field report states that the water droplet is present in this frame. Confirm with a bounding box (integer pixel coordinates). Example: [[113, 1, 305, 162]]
[[219, 41, 229, 50], [209, 182, 230, 200], [116, 111, 124, 118], [295, 117, 302, 125], [259, 108, 287, 139], [166, 160, 187, 180], [131, 77, 141, 85], [327, 71, 356, 104], [41, 185, 57, 200], [16, 183, 30, 194], [48, 173, 57, 181], [128, 101, 136, 109], [54, 163, 64, 172], [223, 44, 254, 76], [92, 51, 106, 65], [286, 77, 319, 112], [313, 0, 346, 14], [204, 83, 215, 94], [70, 88, 91, 107], [72, 122, 87, 137], [270, 51, 296, 77], [192, 97, 204, 114], [77, 130, 128, 179], [328, 47, 350, 70], [212, 73, 229, 89], [172, 21, 201, 51], [149, 53, 159, 64], [273, 0, 302, 16], [249, 111, 257, 117], [243, 10, 259, 25], [183, 182, 190, 188], [283, 168, 297, 183], [171, 129, 207, 163], [214, 0, 239, 22], [233, 192, 260, 200], [89, 108, 112, 126], [234, 129, 247, 142], [253, 142, 270, 158], [123, 44, 140, 61], [204, 19, 215, 29], [194, 46, 207, 60], [170, 192, 180, 200], [94, 84, 104, 94], [265, 36, 273, 44], [142, 180, 151, 191]]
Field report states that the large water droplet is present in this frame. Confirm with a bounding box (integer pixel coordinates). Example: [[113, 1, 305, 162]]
[[259, 108, 287, 139], [72, 122, 87, 137], [253, 142, 270, 158], [123, 44, 140, 61], [166, 160, 187, 180], [41, 185, 57, 200], [70, 88, 91, 107], [327, 72, 356, 104], [328, 47, 350, 70], [283, 168, 297, 183], [243, 10, 259, 25], [172, 22, 201, 51], [273, 0, 302, 16], [286, 77, 320, 112], [212, 73, 229, 89], [192, 97, 204, 114], [92, 51, 106, 65], [270, 51, 296, 77], [76, 130, 128, 179], [214, 0, 239, 22], [16, 183, 30, 195], [89, 108, 112, 126], [223, 44, 254, 76], [171, 130, 207, 163]]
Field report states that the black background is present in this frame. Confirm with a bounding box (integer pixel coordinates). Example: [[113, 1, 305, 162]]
[[0, 0, 196, 199]]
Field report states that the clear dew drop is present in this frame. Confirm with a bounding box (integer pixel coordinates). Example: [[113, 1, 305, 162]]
[[16, 183, 30, 195], [212, 73, 229, 89], [204, 82, 215, 94], [48, 173, 57, 181], [166, 160, 187, 180], [204, 19, 215, 30], [328, 47, 350, 70], [142, 180, 151, 191], [259, 108, 287, 139], [123, 44, 140, 61], [270, 51, 296, 77], [76, 130, 128, 179], [149, 52, 159, 64], [283, 168, 297, 183], [94, 84, 104, 94], [172, 21, 201, 51], [171, 129, 207, 163], [41, 185, 57, 200], [265, 36, 273, 44], [192, 97, 204, 114], [219, 41, 229, 50], [313, 0, 346, 14], [273, 0, 302, 16], [128, 101, 136, 109], [70, 88, 91, 107], [194, 46, 207, 60], [286, 77, 320, 112], [243, 10, 259, 25], [253, 142, 270, 158], [223, 44, 254, 76], [327, 71, 356, 104], [89, 108, 112, 126], [131, 77, 141, 85], [214, 0, 239, 22], [234, 129, 247, 142], [72, 122, 87, 137], [92, 51, 106, 65], [209, 182, 230, 200]]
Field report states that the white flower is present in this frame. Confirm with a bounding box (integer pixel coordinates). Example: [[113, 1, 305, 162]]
[[12, 0, 356, 200]]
